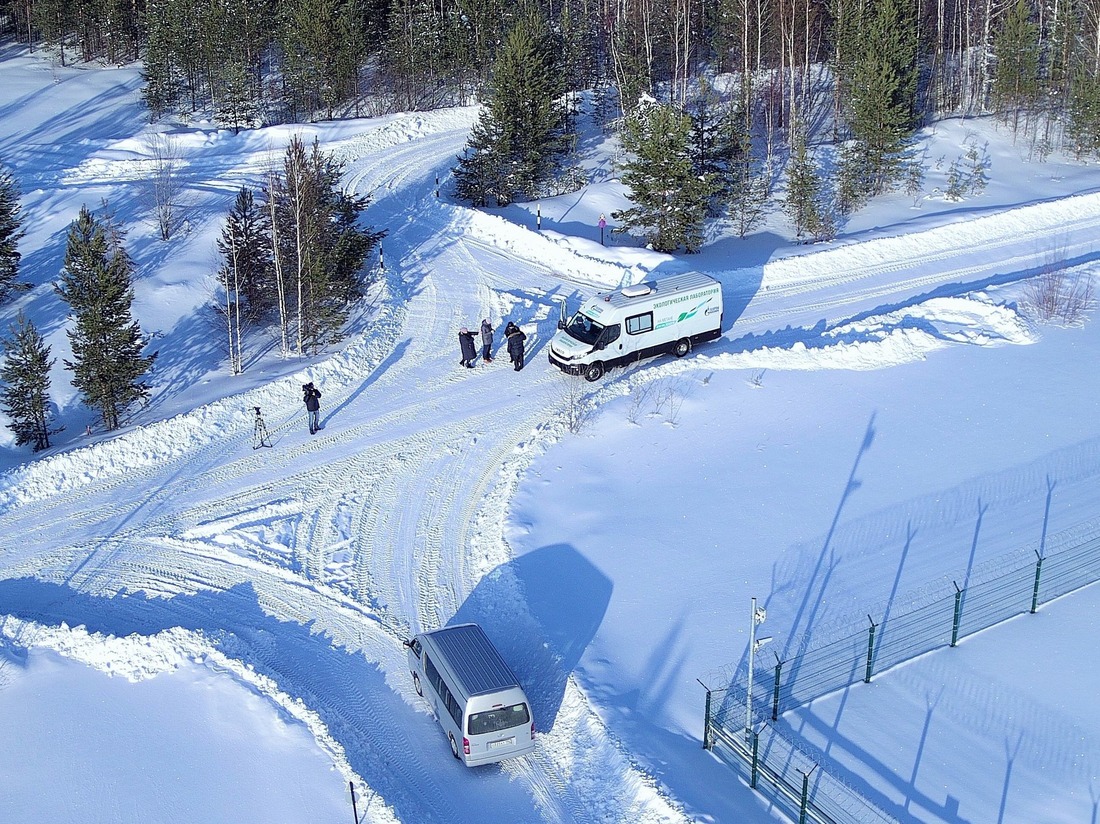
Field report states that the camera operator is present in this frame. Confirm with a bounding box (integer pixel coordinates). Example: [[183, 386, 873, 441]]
[[302, 382, 322, 435]]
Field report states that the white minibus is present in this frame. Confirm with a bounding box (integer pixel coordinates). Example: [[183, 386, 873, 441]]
[[548, 272, 724, 381], [405, 623, 536, 766]]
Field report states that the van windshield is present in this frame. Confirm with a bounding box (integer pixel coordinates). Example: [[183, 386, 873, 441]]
[[563, 312, 604, 346], [467, 703, 531, 736]]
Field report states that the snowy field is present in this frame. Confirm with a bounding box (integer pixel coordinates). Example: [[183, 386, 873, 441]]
[[0, 50, 1098, 823]]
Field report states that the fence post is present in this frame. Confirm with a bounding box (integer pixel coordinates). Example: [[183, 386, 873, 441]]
[[703, 687, 713, 750], [798, 765, 817, 824], [1031, 551, 1044, 613], [771, 656, 782, 720], [864, 615, 877, 683], [750, 729, 760, 788], [951, 581, 964, 647]]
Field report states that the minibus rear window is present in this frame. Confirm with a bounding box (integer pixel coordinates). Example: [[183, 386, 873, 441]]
[[467, 703, 531, 736]]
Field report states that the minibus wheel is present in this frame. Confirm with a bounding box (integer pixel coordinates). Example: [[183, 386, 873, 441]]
[[449, 733, 461, 759], [413, 672, 422, 696], [584, 361, 604, 382], [673, 338, 690, 357]]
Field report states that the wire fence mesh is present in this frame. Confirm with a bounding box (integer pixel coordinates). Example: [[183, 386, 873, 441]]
[[702, 516, 1100, 823]]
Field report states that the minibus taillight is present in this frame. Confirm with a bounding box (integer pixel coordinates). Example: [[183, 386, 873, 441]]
[[463, 737, 470, 755], [531, 721, 536, 739]]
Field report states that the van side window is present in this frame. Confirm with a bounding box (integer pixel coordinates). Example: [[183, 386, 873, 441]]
[[425, 655, 464, 728], [625, 312, 653, 335], [409, 638, 422, 659], [425, 655, 444, 697], [601, 324, 621, 345], [445, 692, 463, 728]]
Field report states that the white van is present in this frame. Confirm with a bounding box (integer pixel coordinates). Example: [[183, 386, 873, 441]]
[[405, 623, 536, 766], [548, 272, 723, 381]]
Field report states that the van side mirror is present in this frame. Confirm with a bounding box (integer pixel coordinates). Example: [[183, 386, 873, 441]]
[[557, 319, 565, 331]]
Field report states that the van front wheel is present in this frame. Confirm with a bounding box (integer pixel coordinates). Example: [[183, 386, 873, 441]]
[[413, 672, 422, 696], [449, 734, 461, 760], [584, 361, 604, 382], [673, 338, 690, 358]]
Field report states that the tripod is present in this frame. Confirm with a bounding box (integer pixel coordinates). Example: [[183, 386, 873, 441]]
[[252, 407, 271, 449]]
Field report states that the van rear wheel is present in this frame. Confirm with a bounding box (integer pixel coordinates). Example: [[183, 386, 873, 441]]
[[413, 672, 422, 696], [449, 733, 461, 760], [584, 361, 604, 382], [673, 338, 690, 358]]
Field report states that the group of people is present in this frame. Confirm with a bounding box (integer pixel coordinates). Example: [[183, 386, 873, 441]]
[[459, 319, 527, 371]]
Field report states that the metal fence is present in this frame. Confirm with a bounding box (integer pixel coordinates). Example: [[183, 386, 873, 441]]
[[702, 517, 1100, 822]]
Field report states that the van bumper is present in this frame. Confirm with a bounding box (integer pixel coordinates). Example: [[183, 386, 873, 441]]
[[464, 739, 537, 767], [548, 351, 586, 375]]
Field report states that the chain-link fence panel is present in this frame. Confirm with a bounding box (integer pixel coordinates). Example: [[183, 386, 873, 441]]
[[703, 516, 1100, 823]]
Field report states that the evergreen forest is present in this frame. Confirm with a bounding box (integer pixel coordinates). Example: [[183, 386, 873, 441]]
[[5, 0, 1100, 250]]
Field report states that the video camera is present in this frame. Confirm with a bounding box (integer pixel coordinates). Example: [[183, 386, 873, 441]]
[[253, 406, 261, 415], [303, 382, 314, 392]]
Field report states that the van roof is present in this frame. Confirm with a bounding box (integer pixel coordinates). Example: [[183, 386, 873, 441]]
[[590, 272, 719, 310], [423, 623, 521, 697]]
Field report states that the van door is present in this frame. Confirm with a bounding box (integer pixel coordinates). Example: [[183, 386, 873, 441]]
[[596, 323, 621, 359]]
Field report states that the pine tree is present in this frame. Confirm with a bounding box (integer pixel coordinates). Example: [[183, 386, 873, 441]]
[[55, 206, 156, 431], [785, 132, 831, 241], [834, 0, 918, 203], [218, 187, 274, 321], [216, 187, 274, 374], [0, 311, 60, 452], [217, 60, 258, 134], [689, 79, 738, 217], [991, 0, 1041, 132], [0, 164, 27, 303], [382, 0, 448, 111], [613, 101, 715, 253], [279, 0, 371, 119], [274, 137, 382, 355], [1068, 67, 1100, 158], [726, 113, 768, 238], [453, 11, 569, 206]]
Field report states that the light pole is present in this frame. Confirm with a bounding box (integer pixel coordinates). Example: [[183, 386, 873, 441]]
[[746, 597, 772, 739]]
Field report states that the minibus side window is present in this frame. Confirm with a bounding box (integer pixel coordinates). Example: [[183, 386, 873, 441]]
[[625, 312, 653, 335], [445, 693, 463, 728], [425, 655, 464, 728], [425, 655, 444, 697]]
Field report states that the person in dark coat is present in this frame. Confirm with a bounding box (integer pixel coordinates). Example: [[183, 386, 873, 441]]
[[480, 319, 494, 363], [505, 322, 527, 371], [458, 327, 477, 368], [303, 381, 322, 434]]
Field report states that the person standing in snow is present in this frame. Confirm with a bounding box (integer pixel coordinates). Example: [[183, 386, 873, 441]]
[[303, 381, 322, 434], [458, 327, 477, 368], [505, 322, 527, 371], [480, 319, 494, 363]]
